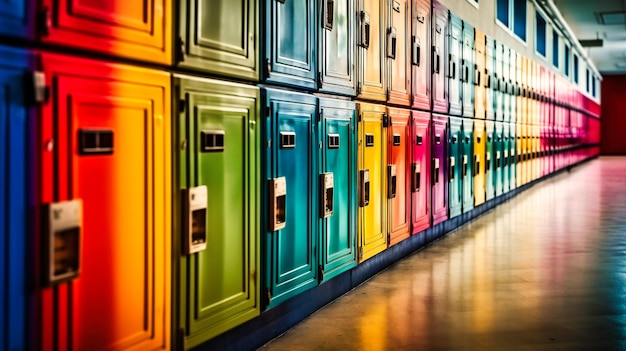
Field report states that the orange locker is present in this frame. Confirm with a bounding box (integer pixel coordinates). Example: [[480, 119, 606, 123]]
[[38, 54, 170, 350], [357, 0, 387, 101], [387, 107, 411, 246], [387, 0, 411, 106], [474, 29, 486, 119]]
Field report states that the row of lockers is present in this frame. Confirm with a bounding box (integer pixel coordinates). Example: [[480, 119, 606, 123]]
[[0, 0, 600, 115], [0, 45, 599, 350]]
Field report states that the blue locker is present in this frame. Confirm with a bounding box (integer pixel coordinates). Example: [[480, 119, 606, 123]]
[[319, 0, 356, 95], [0, 0, 34, 38], [461, 118, 474, 213], [318, 97, 357, 281], [0, 45, 34, 351], [485, 120, 495, 201], [265, 0, 317, 90], [461, 21, 474, 118], [448, 116, 462, 218], [447, 12, 462, 116], [264, 88, 318, 308]]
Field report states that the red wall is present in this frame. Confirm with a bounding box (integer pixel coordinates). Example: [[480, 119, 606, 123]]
[[601, 75, 626, 155]]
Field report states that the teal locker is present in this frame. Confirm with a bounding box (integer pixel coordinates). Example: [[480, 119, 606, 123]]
[[461, 118, 474, 213], [502, 45, 511, 122], [494, 121, 504, 196], [508, 122, 516, 191], [447, 12, 463, 116], [448, 116, 462, 218], [461, 21, 474, 118], [264, 88, 318, 308], [318, 98, 358, 281], [485, 120, 495, 200], [319, 0, 356, 95]]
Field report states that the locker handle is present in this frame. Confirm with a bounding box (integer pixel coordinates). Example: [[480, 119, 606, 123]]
[[320, 173, 334, 218], [412, 36, 420, 66], [449, 157, 455, 180], [360, 11, 370, 49], [269, 177, 287, 231], [486, 153, 491, 172], [387, 27, 397, 59], [432, 47, 440, 74], [184, 186, 208, 255], [324, 0, 334, 30], [474, 155, 480, 176], [449, 55, 456, 79], [43, 200, 82, 286], [412, 162, 421, 192], [388, 165, 397, 199], [485, 69, 491, 88], [432, 158, 440, 184], [463, 155, 468, 178], [463, 62, 469, 83], [474, 65, 480, 86], [359, 170, 370, 207]]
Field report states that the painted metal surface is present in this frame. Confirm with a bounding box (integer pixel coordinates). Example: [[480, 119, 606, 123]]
[[411, 110, 431, 234], [485, 120, 495, 201], [461, 21, 474, 118], [516, 122, 524, 187], [502, 122, 510, 192], [494, 43, 504, 122], [177, 0, 259, 80], [39, 54, 171, 350], [508, 122, 516, 191], [318, 97, 358, 281], [448, 116, 462, 218], [175, 76, 260, 348], [431, 1, 448, 113], [461, 118, 474, 213], [357, 102, 388, 262], [265, 0, 317, 89], [411, 0, 431, 110], [387, 0, 411, 106], [357, 0, 387, 101], [473, 119, 486, 206], [501, 45, 511, 123], [319, 0, 356, 95], [447, 13, 463, 116], [387, 107, 411, 246], [264, 88, 318, 308], [508, 49, 516, 123], [431, 114, 448, 225], [485, 36, 495, 120], [494, 121, 504, 196], [0, 0, 34, 38], [474, 29, 486, 120]]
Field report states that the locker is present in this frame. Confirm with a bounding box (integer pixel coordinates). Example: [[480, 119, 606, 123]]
[[387, 0, 411, 106], [411, 0, 431, 110], [0, 46, 34, 351], [517, 55, 526, 126], [494, 42, 504, 121], [485, 36, 495, 120], [448, 116, 462, 218], [534, 125, 541, 180], [523, 124, 531, 183], [447, 13, 463, 116], [501, 45, 511, 122], [431, 114, 448, 225], [473, 119, 486, 206], [357, 0, 387, 101], [357, 102, 388, 262], [387, 107, 411, 246], [474, 29, 486, 119], [174, 77, 260, 348], [264, 88, 318, 308], [509, 49, 516, 123], [38, 54, 171, 350], [265, 0, 317, 90], [485, 120, 495, 201], [502, 123, 510, 192], [461, 118, 474, 213], [461, 22, 474, 118], [411, 110, 430, 234], [319, 0, 356, 95], [40, 0, 171, 64], [516, 122, 524, 188], [318, 97, 358, 281], [508, 122, 516, 190], [431, 1, 448, 113], [176, 0, 259, 80], [0, 0, 34, 38], [494, 121, 504, 196]]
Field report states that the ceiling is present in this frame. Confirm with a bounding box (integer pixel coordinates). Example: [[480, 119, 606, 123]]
[[552, 0, 626, 75]]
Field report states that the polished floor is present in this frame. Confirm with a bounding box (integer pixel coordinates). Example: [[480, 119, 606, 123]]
[[260, 157, 626, 351]]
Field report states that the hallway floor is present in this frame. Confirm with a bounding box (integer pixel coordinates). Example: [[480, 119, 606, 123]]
[[259, 157, 626, 351]]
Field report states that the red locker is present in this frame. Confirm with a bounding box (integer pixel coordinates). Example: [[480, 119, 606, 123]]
[[411, 110, 430, 234], [411, 0, 431, 110], [38, 54, 171, 350], [388, 107, 411, 246]]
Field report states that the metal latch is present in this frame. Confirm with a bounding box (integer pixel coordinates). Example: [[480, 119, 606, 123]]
[[43, 199, 82, 286], [432, 158, 440, 184], [269, 177, 287, 231], [388, 165, 396, 199], [412, 162, 421, 192], [359, 170, 370, 207], [183, 186, 208, 254], [320, 173, 334, 218]]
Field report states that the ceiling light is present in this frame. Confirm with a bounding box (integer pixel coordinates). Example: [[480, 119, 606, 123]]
[[597, 12, 626, 25]]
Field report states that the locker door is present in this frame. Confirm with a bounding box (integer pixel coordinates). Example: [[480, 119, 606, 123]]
[[358, 102, 387, 262], [431, 1, 448, 113], [265, 0, 317, 90], [509, 49, 516, 123], [319, 0, 356, 95], [462, 118, 473, 213], [0, 46, 34, 351], [175, 77, 260, 348], [494, 121, 504, 196], [448, 116, 462, 218], [485, 120, 495, 201], [431, 114, 448, 225], [517, 54, 525, 126], [461, 22, 474, 118], [502, 124, 510, 192], [473, 120, 486, 206], [447, 13, 462, 116], [502, 46, 511, 123], [39, 54, 170, 350], [508, 123, 516, 190], [41, 0, 171, 64], [177, 0, 259, 80], [485, 36, 495, 120], [264, 89, 318, 308], [474, 29, 485, 119], [387, 0, 411, 106], [411, 0, 430, 110], [494, 43, 504, 121], [387, 107, 411, 246], [0, 0, 34, 38], [522, 123, 530, 184], [318, 98, 357, 281], [411, 110, 430, 234], [357, 0, 387, 101]]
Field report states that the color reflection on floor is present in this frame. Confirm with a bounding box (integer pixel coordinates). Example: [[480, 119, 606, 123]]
[[260, 157, 626, 351]]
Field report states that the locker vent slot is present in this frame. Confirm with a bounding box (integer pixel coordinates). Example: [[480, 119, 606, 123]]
[[393, 134, 401, 146], [416, 135, 423, 145], [79, 129, 114, 155], [365, 133, 375, 147], [328, 134, 340, 149], [280, 132, 296, 148], [200, 130, 225, 152]]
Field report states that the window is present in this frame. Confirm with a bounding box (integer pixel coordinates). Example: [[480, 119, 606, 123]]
[[552, 30, 559, 68], [564, 44, 570, 77], [586, 69, 590, 93], [497, 0, 527, 42], [592, 76, 597, 97], [466, 0, 478, 8], [573, 54, 579, 83], [535, 11, 547, 57]]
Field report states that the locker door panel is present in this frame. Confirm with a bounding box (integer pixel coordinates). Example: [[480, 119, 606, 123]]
[[447, 13, 462, 116], [461, 22, 474, 118], [178, 0, 259, 80], [485, 36, 495, 120], [411, 111, 430, 234], [508, 123, 516, 190], [319, 0, 356, 95], [502, 123, 510, 192], [474, 29, 485, 119], [485, 121, 495, 200], [516, 122, 523, 187], [387, 0, 411, 106], [473, 120, 486, 206], [43, 0, 171, 64], [319, 98, 357, 281], [462, 118, 473, 213], [265, 0, 317, 89], [431, 2, 447, 113], [502, 46, 510, 122], [40, 56, 171, 350], [494, 43, 504, 121], [448, 117, 462, 218], [357, 0, 387, 101], [516, 54, 524, 125], [494, 121, 503, 196], [509, 50, 516, 123], [387, 108, 410, 246], [265, 91, 317, 307], [358, 103, 387, 262], [431, 114, 447, 225], [411, 0, 430, 110], [0, 0, 34, 38]]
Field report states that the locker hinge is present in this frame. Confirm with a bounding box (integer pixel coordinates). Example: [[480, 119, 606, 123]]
[[318, 72, 323, 89], [383, 113, 389, 127], [386, 89, 390, 101], [318, 265, 325, 282], [26, 71, 50, 106], [318, 109, 323, 123], [177, 37, 186, 62], [387, 233, 391, 244], [358, 247, 364, 261], [265, 287, 272, 305], [265, 58, 272, 77], [177, 329, 185, 351], [357, 83, 362, 95]]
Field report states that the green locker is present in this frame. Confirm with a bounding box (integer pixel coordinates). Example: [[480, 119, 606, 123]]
[[176, 0, 259, 80], [502, 122, 510, 192], [461, 118, 474, 213], [174, 76, 260, 348], [448, 116, 462, 218], [264, 88, 318, 308], [494, 121, 504, 196], [319, 0, 356, 95], [485, 120, 495, 201], [508, 122, 516, 191], [318, 98, 358, 281]]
